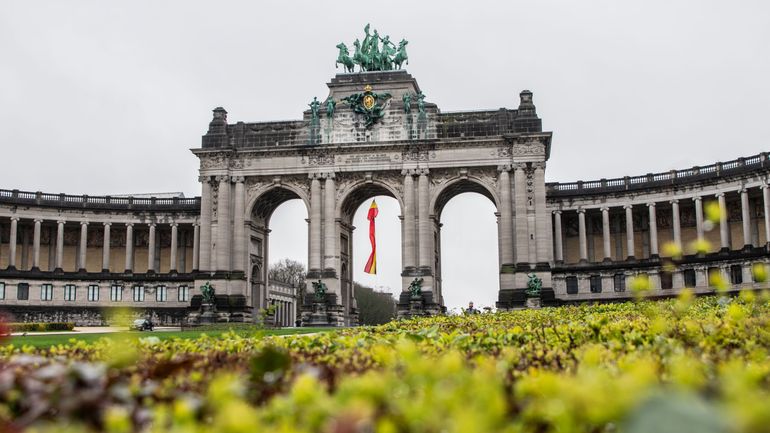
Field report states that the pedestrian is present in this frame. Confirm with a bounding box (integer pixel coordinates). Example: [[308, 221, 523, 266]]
[[465, 301, 480, 315]]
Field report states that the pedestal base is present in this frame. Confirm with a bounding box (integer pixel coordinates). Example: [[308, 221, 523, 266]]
[[300, 293, 345, 327], [397, 290, 443, 319], [198, 303, 218, 324], [525, 297, 542, 309]]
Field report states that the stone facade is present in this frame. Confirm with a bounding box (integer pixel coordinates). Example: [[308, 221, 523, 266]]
[[1, 70, 768, 326]]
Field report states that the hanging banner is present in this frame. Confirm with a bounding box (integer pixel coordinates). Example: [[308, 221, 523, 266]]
[[364, 200, 378, 274]]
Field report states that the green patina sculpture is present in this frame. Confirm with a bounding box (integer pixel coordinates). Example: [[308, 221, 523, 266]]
[[312, 279, 327, 302], [416, 91, 426, 115], [394, 39, 409, 70], [408, 277, 423, 299], [325, 97, 336, 118], [200, 281, 215, 304], [342, 85, 391, 128], [338, 24, 409, 72], [309, 97, 321, 122], [335, 43, 355, 73], [525, 274, 542, 298], [402, 92, 412, 114]]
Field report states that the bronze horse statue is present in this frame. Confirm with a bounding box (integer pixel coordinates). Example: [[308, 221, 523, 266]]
[[394, 39, 409, 70], [335, 43, 355, 73]]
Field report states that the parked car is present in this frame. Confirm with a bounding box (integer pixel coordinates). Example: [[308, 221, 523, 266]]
[[130, 318, 154, 331]]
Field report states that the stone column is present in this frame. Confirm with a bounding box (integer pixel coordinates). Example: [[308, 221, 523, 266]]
[[147, 223, 156, 272], [717, 193, 729, 250], [577, 209, 588, 262], [693, 196, 704, 242], [170, 223, 179, 272], [671, 199, 682, 250], [647, 203, 659, 257], [20, 228, 29, 270], [79, 221, 88, 271], [497, 165, 514, 265], [762, 185, 770, 246], [32, 219, 42, 270], [402, 170, 417, 269], [740, 188, 752, 248], [601, 207, 611, 261], [124, 223, 134, 272], [232, 176, 246, 272], [179, 230, 187, 272], [323, 174, 337, 270], [533, 162, 550, 263], [102, 222, 111, 272], [513, 163, 529, 263], [8, 217, 18, 269], [553, 211, 563, 263], [216, 175, 231, 271], [55, 220, 65, 271], [192, 223, 200, 271], [417, 169, 431, 269], [198, 176, 212, 271], [309, 174, 322, 270], [624, 205, 635, 259]]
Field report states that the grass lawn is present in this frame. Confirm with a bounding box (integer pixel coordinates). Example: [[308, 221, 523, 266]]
[[4, 326, 336, 349]]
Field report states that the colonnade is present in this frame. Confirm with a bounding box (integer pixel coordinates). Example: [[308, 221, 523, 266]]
[[1, 217, 198, 273], [271, 298, 297, 327], [553, 185, 770, 264]]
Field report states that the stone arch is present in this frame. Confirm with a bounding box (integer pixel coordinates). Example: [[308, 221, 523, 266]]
[[246, 184, 310, 315], [246, 183, 310, 224], [430, 176, 499, 219], [428, 176, 500, 310], [336, 178, 404, 222], [334, 178, 404, 323]]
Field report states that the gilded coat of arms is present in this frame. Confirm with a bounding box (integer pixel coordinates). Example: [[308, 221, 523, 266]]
[[342, 84, 391, 128]]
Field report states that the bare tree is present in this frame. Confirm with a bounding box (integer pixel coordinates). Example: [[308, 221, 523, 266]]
[[268, 258, 306, 286]]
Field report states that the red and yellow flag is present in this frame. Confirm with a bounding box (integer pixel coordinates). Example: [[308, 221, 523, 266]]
[[364, 200, 378, 274]]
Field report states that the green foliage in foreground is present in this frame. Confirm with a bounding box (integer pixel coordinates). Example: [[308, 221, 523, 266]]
[[2, 292, 770, 432]]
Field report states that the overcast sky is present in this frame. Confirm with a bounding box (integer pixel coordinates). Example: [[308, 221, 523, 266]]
[[1, 1, 768, 309]]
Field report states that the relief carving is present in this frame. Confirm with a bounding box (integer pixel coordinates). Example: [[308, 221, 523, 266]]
[[512, 142, 545, 156], [200, 152, 230, 169], [301, 150, 335, 166]]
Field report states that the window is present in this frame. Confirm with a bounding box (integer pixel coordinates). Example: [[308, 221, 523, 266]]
[[660, 272, 673, 290], [613, 273, 626, 292], [17, 283, 29, 300], [683, 269, 697, 287], [566, 276, 578, 294], [0, 283, 5, 300], [41, 284, 53, 301], [178, 285, 190, 302], [64, 284, 76, 301], [132, 285, 145, 302], [155, 285, 167, 302], [589, 275, 602, 293], [110, 285, 123, 302], [88, 285, 99, 302], [708, 267, 721, 288], [730, 265, 743, 285]]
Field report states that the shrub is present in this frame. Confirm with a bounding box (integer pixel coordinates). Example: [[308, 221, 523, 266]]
[[6, 322, 75, 333]]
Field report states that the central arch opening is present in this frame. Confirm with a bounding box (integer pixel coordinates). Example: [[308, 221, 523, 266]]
[[434, 179, 499, 313], [249, 186, 308, 325], [339, 182, 402, 323]]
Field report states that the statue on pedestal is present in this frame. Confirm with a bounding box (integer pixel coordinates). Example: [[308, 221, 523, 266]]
[[198, 281, 218, 324], [338, 24, 409, 72], [408, 277, 423, 299]]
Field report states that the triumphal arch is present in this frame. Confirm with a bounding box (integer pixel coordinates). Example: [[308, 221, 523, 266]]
[[2, 26, 769, 326], [192, 28, 553, 325]]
